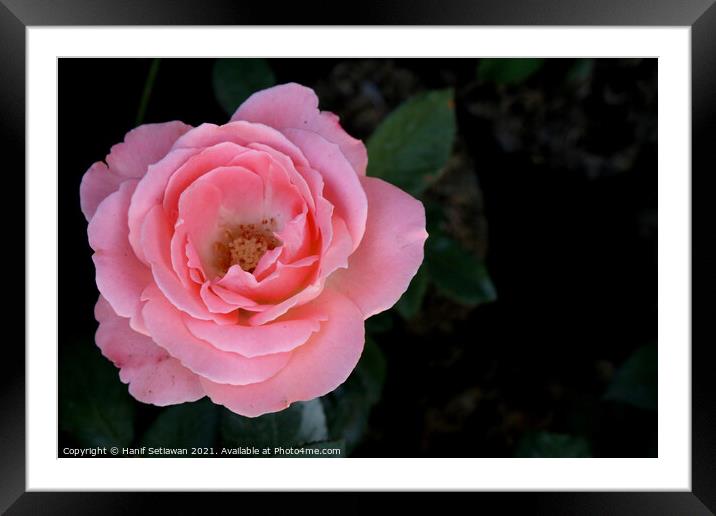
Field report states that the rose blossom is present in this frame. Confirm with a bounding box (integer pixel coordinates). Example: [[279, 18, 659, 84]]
[[80, 83, 427, 417]]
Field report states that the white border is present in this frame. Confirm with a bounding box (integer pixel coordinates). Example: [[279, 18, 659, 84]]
[[27, 27, 691, 490]]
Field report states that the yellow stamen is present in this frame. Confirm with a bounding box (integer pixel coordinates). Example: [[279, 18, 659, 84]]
[[213, 219, 280, 275]]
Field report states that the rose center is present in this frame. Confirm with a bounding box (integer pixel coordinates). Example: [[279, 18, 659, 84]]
[[213, 219, 281, 275]]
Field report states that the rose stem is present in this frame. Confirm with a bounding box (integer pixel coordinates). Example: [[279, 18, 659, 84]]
[[135, 58, 161, 126]]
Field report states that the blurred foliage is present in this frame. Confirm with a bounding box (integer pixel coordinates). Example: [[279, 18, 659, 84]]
[[566, 58, 595, 84], [365, 310, 394, 334], [477, 58, 544, 85], [322, 339, 387, 454], [217, 337, 386, 457], [221, 398, 329, 452], [367, 85, 497, 318], [425, 228, 497, 306], [60, 330, 385, 457], [395, 266, 430, 319], [212, 58, 276, 115], [515, 431, 591, 458], [367, 89, 456, 196], [60, 343, 134, 448], [467, 58, 655, 178], [604, 344, 657, 411], [140, 397, 219, 449]]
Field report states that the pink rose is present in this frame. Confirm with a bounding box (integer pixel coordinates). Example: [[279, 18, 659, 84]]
[[80, 83, 427, 417]]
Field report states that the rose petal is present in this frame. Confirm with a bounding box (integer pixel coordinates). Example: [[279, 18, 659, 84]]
[[247, 281, 325, 326], [329, 176, 428, 318], [232, 83, 368, 176], [184, 311, 322, 358], [319, 215, 353, 277], [226, 151, 307, 229], [162, 142, 251, 224], [185, 237, 208, 284], [95, 296, 204, 406], [233, 216, 351, 319], [142, 285, 293, 385], [130, 143, 250, 269], [212, 258, 317, 307], [79, 162, 125, 221], [206, 283, 260, 310], [252, 246, 283, 279], [172, 121, 310, 170], [201, 288, 365, 417], [292, 163, 335, 261], [283, 128, 367, 251], [141, 205, 234, 324], [248, 142, 315, 212], [199, 282, 244, 314], [128, 147, 198, 264], [106, 121, 192, 179], [81, 122, 192, 222], [88, 180, 152, 330], [247, 255, 320, 303], [174, 166, 264, 280], [257, 150, 335, 264]]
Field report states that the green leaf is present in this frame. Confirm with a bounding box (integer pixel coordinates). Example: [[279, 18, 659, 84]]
[[395, 265, 430, 319], [321, 338, 387, 454], [367, 89, 456, 196], [220, 398, 328, 450], [140, 398, 219, 449], [425, 230, 497, 306], [515, 432, 591, 458], [477, 58, 544, 85], [604, 344, 657, 411], [59, 343, 134, 447], [212, 58, 276, 115]]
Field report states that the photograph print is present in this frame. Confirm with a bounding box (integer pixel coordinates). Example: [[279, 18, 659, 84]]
[[59, 57, 657, 459]]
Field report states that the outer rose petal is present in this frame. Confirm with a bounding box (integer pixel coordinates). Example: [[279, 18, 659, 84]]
[[95, 296, 204, 406], [127, 147, 198, 264], [88, 180, 152, 328], [79, 162, 125, 221], [106, 121, 192, 179], [329, 176, 429, 319], [80, 122, 192, 222], [201, 288, 365, 417], [231, 83, 368, 176], [141, 285, 293, 386]]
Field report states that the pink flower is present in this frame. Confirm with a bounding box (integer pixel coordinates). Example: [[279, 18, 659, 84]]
[[80, 83, 427, 417]]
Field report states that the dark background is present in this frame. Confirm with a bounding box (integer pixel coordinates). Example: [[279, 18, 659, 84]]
[[59, 58, 657, 457]]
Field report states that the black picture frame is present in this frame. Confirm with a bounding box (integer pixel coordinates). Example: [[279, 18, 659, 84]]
[[5, 0, 712, 513]]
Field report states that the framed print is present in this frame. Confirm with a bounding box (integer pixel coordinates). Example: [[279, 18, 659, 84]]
[[6, 0, 714, 513]]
